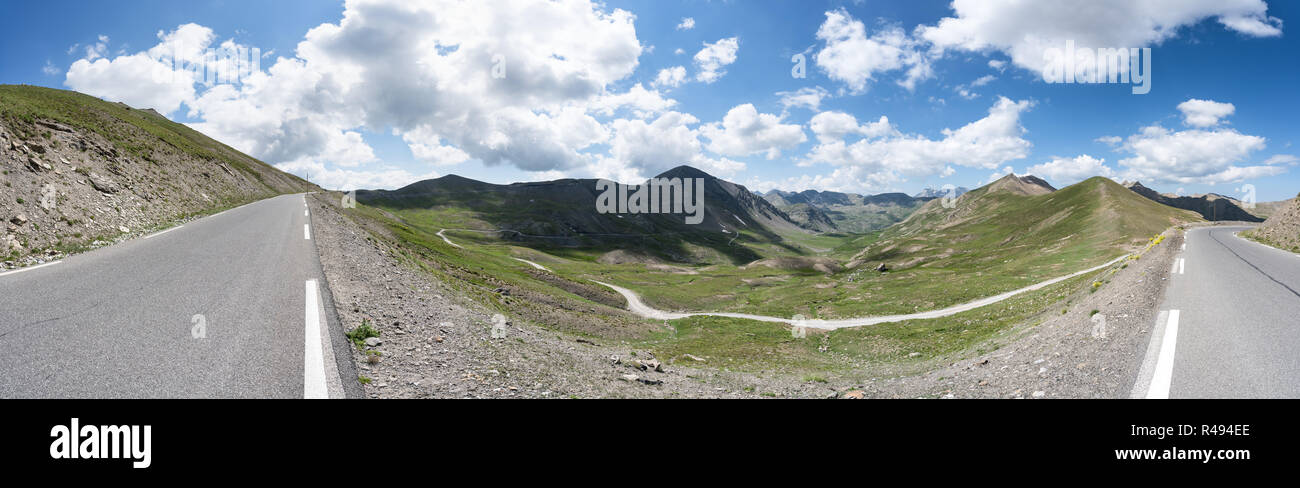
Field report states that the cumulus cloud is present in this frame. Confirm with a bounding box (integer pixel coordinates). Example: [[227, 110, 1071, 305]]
[[64, 1, 702, 189], [813, 9, 932, 93], [1109, 101, 1287, 184], [676, 17, 695, 31], [699, 104, 807, 159], [918, 0, 1283, 79], [64, 26, 216, 115], [693, 37, 739, 83], [1116, 125, 1279, 184], [652, 66, 688, 88], [608, 111, 704, 176], [1177, 98, 1235, 127], [776, 86, 830, 113], [1026, 155, 1114, 186], [801, 97, 1033, 190], [808, 111, 898, 142]]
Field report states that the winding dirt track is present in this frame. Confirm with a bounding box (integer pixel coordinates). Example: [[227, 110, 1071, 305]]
[[441, 229, 1126, 330]]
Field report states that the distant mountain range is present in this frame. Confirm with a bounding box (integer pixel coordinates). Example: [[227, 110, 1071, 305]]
[[914, 186, 971, 199], [757, 188, 942, 233], [355, 165, 812, 264], [1124, 181, 1264, 222]]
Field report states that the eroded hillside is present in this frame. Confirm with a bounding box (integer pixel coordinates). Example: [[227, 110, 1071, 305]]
[[0, 85, 316, 267]]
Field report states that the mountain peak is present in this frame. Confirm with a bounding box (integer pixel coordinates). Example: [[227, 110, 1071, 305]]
[[986, 173, 1056, 195], [655, 165, 714, 180]]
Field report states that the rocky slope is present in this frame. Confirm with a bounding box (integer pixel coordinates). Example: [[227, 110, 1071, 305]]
[[1, 85, 315, 267], [1125, 181, 1263, 222], [1243, 195, 1300, 252]]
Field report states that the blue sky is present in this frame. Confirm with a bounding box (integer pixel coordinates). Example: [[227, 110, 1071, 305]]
[[2, 0, 1297, 202]]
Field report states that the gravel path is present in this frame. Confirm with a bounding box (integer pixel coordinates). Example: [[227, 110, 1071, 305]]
[[590, 255, 1128, 328]]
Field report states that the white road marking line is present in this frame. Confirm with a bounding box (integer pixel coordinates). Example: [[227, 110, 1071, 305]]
[[1146, 309, 1181, 399], [304, 280, 328, 399], [143, 225, 183, 239], [1178, 258, 1185, 275], [1182, 242, 1186, 251], [305, 209, 309, 217], [304, 224, 311, 240], [0, 260, 61, 278]]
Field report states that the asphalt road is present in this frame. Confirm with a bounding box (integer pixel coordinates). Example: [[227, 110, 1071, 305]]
[[1133, 225, 1300, 399], [0, 194, 358, 398]]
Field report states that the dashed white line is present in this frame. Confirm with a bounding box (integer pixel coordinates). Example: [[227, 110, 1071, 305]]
[[1146, 309, 1181, 399], [143, 225, 182, 239], [1178, 258, 1185, 275], [304, 224, 311, 240], [304, 280, 328, 399], [305, 209, 309, 217], [0, 260, 61, 278]]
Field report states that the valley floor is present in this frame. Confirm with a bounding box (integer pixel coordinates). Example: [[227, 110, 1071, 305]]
[[311, 193, 1190, 399]]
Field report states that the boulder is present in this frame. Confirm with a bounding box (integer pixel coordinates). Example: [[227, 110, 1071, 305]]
[[88, 173, 120, 194]]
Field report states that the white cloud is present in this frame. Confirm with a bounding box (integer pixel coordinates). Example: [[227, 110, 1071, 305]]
[[589, 83, 677, 117], [608, 111, 703, 176], [776, 86, 830, 113], [676, 17, 696, 31], [1096, 135, 1123, 146], [1026, 155, 1114, 186], [65, 47, 197, 114], [185, 0, 643, 176], [808, 111, 898, 142], [918, 0, 1283, 79], [693, 37, 739, 83], [401, 125, 471, 166], [1116, 125, 1279, 184], [802, 97, 1034, 189], [699, 103, 807, 159], [274, 159, 436, 191], [813, 9, 932, 93], [1177, 98, 1235, 127], [652, 66, 688, 88], [673, 48, 685, 55], [42, 60, 60, 76]]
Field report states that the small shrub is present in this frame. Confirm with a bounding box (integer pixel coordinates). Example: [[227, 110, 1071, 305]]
[[345, 318, 380, 348]]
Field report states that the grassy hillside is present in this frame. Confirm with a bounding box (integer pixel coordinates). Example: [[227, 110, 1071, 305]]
[[588, 176, 1200, 319], [1, 85, 316, 264], [864, 176, 1201, 273], [355, 168, 816, 265]]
